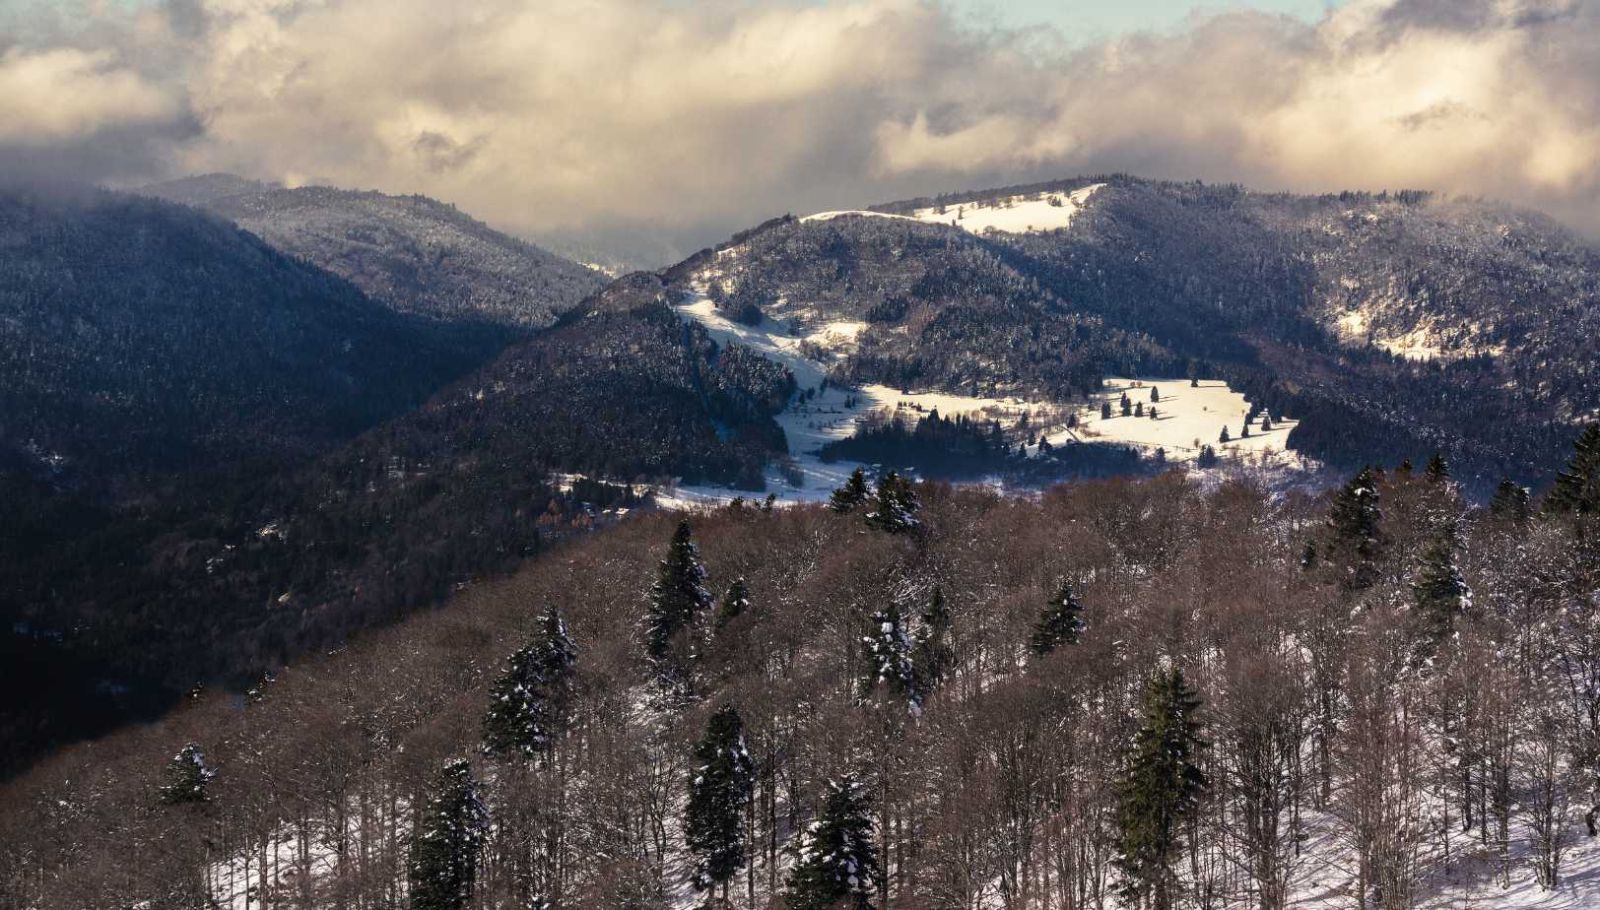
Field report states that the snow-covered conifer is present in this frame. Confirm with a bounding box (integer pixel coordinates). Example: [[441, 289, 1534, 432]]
[[686, 703, 755, 898], [159, 743, 215, 805], [1031, 582, 1087, 656], [409, 759, 488, 910], [646, 520, 712, 685], [864, 473, 919, 534], [482, 605, 576, 759], [862, 601, 917, 708], [787, 774, 879, 910]]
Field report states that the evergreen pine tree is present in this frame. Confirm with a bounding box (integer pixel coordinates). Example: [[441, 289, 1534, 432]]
[[686, 704, 755, 899], [159, 743, 215, 805], [1327, 467, 1385, 590], [409, 759, 489, 910], [1219, 426, 1231, 444], [862, 601, 917, 708], [1150, 387, 1160, 403], [1113, 668, 1208, 910], [1030, 582, 1087, 656], [1490, 479, 1531, 521], [1545, 423, 1600, 515], [1299, 540, 1318, 570], [864, 473, 919, 533], [829, 468, 870, 513], [715, 577, 751, 631], [645, 520, 713, 684], [1120, 393, 1133, 417], [482, 606, 577, 759], [1425, 451, 1451, 482], [1412, 522, 1471, 655], [786, 774, 880, 910], [913, 586, 954, 697], [1102, 401, 1113, 420]]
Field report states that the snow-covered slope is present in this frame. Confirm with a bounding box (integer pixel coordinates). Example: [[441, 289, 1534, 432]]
[[804, 183, 1104, 236], [665, 285, 1304, 506]]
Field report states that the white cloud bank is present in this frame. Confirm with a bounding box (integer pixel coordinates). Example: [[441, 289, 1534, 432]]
[[3, 0, 1599, 252]]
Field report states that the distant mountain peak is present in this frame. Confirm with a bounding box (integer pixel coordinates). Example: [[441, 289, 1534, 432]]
[[141, 175, 604, 330]]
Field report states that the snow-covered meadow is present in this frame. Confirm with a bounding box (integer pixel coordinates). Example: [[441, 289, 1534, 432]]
[[803, 183, 1105, 237], [655, 288, 1308, 508]]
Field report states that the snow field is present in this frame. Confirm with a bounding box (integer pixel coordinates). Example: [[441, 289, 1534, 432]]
[[803, 184, 1106, 237], [662, 293, 1309, 509], [1056, 377, 1301, 465]]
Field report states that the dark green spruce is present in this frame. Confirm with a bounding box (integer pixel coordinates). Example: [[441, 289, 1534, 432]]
[[482, 605, 577, 759], [409, 759, 488, 910], [829, 468, 870, 513], [1114, 667, 1208, 910], [685, 703, 755, 900], [645, 520, 713, 685], [1545, 423, 1600, 516], [158, 743, 215, 805], [864, 472, 919, 533], [786, 773, 880, 910], [1031, 581, 1087, 656]]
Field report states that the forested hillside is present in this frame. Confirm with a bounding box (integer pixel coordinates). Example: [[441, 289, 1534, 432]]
[[0, 185, 500, 497], [5, 429, 1598, 910], [694, 176, 1600, 492], [0, 270, 795, 774], [143, 175, 605, 330]]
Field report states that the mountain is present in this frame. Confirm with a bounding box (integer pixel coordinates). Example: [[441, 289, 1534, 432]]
[[9, 174, 1599, 775], [0, 184, 501, 498], [0, 183, 550, 773], [143, 175, 605, 330], [0, 266, 793, 774], [675, 176, 1600, 492]]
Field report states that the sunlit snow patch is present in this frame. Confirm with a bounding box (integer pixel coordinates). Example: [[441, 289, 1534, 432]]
[[804, 183, 1105, 236]]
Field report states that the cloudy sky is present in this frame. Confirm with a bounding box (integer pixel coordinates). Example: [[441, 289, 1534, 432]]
[[3, 0, 1598, 262]]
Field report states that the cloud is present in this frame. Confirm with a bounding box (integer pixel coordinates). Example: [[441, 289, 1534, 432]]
[[0, 48, 178, 145], [4, 0, 1600, 258]]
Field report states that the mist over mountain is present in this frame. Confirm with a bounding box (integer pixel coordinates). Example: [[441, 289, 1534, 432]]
[[0, 184, 500, 498], [143, 175, 604, 329]]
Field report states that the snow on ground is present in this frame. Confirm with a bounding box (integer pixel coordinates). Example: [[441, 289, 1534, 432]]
[[803, 184, 1105, 237], [1282, 805, 1600, 910], [1054, 377, 1302, 465], [651, 293, 1309, 509], [1336, 308, 1448, 361], [666, 294, 1034, 507]]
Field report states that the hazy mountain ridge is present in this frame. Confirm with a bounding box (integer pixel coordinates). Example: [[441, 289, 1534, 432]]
[[0, 185, 500, 496], [143, 175, 605, 329]]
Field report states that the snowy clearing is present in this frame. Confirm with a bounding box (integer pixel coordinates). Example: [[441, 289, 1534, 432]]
[[803, 184, 1105, 237], [1056, 377, 1301, 464], [652, 291, 1307, 509], [668, 294, 1034, 506]]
